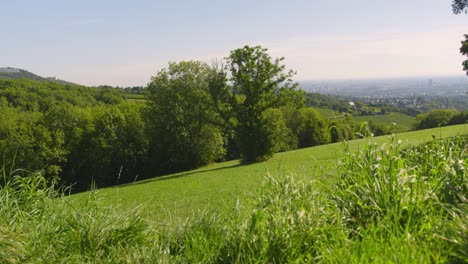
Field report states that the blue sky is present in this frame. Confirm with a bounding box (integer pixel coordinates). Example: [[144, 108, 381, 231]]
[[1, 0, 466, 86]]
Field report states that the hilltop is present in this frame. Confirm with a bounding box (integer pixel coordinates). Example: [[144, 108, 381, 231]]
[[0, 67, 75, 85]]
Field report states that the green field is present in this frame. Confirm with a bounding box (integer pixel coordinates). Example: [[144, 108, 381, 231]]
[[122, 93, 147, 102], [354, 112, 416, 132], [71, 124, 467, 226], [313, 107, 345, 118]]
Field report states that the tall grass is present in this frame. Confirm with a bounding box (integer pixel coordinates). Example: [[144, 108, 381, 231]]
[[331, 135, 467, 262], [0, 166, 163, 263], [163, 135, 467, 263], [1, 134, 466, 263]]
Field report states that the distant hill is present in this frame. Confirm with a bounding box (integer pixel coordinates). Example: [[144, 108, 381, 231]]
[[0, 67, 75, 85]]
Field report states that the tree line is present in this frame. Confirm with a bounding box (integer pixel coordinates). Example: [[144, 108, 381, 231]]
[[0, 46, 466, 192]]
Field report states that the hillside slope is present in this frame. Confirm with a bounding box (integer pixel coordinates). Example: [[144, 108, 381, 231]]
[[0, 67, 75, 85], [71, 124, 467, 226], [354, 112, 416, 132]]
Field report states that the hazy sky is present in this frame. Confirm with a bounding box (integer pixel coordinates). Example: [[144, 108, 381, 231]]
[[1, 0, 467, 86]]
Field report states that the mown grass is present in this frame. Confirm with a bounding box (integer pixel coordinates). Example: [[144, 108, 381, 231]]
[[72, 124, 467, 226], [313, 107, 345, 118], [122, 93, 145, 99], [2, 124, 466, 263], [355, 112, 416, 132]]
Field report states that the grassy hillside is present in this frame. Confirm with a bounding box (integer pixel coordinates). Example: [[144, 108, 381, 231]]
[[71, 124, 467, 226], [4, 124, 466, 262], [354, 112, 416, 132], [0, 67, 75, 85], [313, 107, 345, 118]]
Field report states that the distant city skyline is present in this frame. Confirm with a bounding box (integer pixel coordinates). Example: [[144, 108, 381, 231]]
[[1, 0, 467, 87]]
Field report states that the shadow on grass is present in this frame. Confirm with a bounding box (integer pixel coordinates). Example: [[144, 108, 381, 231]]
[[120, 162, 243, 187]]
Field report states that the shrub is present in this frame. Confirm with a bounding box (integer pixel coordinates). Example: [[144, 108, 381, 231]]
[[414, 109, 458, 129]]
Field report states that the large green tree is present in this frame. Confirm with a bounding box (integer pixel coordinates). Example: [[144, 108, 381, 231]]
[[282, 107, 329, 149], [210, 45, 304, 163], [147, 61, 225, 174], [77, 103, 148, 189], [452, 0, 468, 75]]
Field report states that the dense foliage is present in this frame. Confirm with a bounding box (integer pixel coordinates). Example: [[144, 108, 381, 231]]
[[0, 79, 141, 191], [1, 46, 466, 192], [414, 109, 468, 130], [452, 0, 468, 14], [210, 45, 304, 163], [146, 61, 225, 174], [0, 66, 333, 191]]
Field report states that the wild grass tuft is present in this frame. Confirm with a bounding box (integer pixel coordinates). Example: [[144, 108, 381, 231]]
[[332, 134, 467, 262], [0, 166, 166, 263]]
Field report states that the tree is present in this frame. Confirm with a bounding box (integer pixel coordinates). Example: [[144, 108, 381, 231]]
[[147, 61, 225, 175], [96, 88, 125, 104], [2, 111, 67, 179], [414, 109, 459, 130], [88, 104, 148, 187], [211, 45, 304, 163], [452, 1, 468, 75], [448, 111, 468, 125], [281, 107, 329, 149], [64, 104, 149, 191], [461, 34, 468, 75], [452, 0, 468, 14], [328, 115, 357, 143]]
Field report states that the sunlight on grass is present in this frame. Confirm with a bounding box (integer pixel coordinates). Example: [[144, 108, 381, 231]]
[[71, 124, 467, 226]]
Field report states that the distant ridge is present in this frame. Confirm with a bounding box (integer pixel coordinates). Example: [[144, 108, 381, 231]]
[[0, 67, 76, 85]]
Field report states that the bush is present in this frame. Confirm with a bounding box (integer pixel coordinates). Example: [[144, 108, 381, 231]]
[[448, 111, 468, 125], [414, 109, 458, 130], [328, 115, 357, 142], [282, 107, 329, 150]]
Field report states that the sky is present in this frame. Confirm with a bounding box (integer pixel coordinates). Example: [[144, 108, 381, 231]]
[[1, 0, 467, 87]]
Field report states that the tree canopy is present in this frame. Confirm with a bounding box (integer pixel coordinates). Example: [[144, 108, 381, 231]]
[[146, 61, 225, 174], [452, 0, 468, 14], [5, 45, 455, 192], [211, 45, 304, 163], [452, 0, 468, 75]]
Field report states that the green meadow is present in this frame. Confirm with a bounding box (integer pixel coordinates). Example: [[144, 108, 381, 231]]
[[355, 112, 416, 132], [71, 124, 467, 226], [313, 107, 343, 118]]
